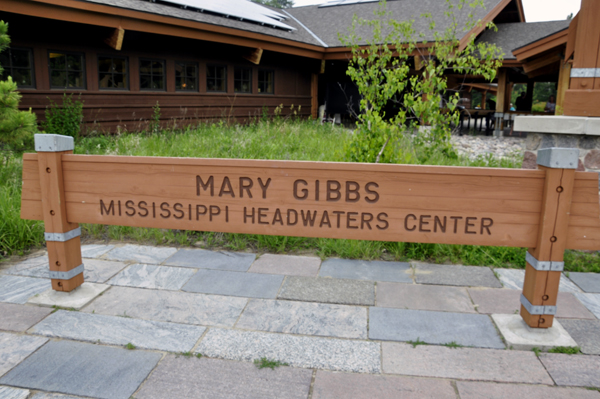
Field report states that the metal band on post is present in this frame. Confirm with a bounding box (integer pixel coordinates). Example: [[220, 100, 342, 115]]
[[520, 294, 557, 315], [536, 148, 579, 169], [526, 251, 564, 272], [570, 68, 600, 78], [45, 227, 81, 242]]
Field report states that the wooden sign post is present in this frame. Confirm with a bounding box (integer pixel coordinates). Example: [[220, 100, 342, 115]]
[[22, 134, 600, 328]]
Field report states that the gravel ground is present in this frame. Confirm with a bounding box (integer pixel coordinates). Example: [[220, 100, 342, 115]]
[[451, 134, 525, 160]]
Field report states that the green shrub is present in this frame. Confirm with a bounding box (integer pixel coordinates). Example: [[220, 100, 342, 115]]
[[44, 93, 84, 138]]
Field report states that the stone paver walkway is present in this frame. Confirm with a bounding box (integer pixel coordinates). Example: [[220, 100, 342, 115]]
[[0, 243, 599, 398]]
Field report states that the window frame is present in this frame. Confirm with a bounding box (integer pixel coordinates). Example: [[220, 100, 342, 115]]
[[206, 64, 228, 93], [0, 47, 35, 89], [175, 61, 199, 92], [258, 69, 275, 95], [97, 54, 129, 91], [139, 58, 166, 92], [234, 66, 252, 94], [48, 50, 86, 90]]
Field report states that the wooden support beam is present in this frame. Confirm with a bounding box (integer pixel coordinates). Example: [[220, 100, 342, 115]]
[[320, 59, 326, 74], [105, 27, 125, 51], [414, 55, 425, 71], [569, 0, 600, 90], [522, 52, 561, 74], [556, 61, 571, 113], [564, 14, 578, 63], [495, 69, 507, 113], [242, 48, 263, 65], [311, 73, 318, 120]]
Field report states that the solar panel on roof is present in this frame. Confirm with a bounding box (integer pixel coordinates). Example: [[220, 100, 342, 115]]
[[319, 0, 378, 8], [157, 0, 295, 31]]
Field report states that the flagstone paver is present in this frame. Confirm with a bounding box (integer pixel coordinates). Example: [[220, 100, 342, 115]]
[[81, 244, 115, 259], [237, 299, 367, 339], [0, 276, 51, 304], [248, 254, 321, 276], [574, 293, 600, 318], [182, 269, 283, 298], [196, 328, 381, 373], [278, 276, 374, 305], [30, 394, 81, 399], [559, 319, 600, 355], [382, 342, 553, 384], [104, 244, 178, 264], [311, 371, 456, 399], [369, 307, 504, 348], [164, 248, 256, 271], [0, 303, 52, 332], [136, 355, 312, 399], [377, 283, 475, 313], [4, 259, 127, 284], [495, 268, 581, 293], [82, 286, 246, 327], [456, 381, 600, 399], [414, 263, 501, 288], [0, 333, 48, 377], [27, 283, 109, 310], [319, 259, 412, 283], [0, 386, 29, 399], [107, 264, 196, 290], [0, 340, 161, 399], [30, 310, 205, 352], [567, 272, 600, 293], [469, 288, 596, 319], [539, 353, 600, 388]]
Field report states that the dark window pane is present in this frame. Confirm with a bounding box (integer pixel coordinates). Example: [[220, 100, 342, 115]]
[[152, 76, 163, 89], [140, 76, 151, 89], [68, 72, 81, 87], [114, 59, 125, 73], [49, 53, 66, 69], [152, 62, 163, 74], [51, 70, 66, 87], [67, 55, 81, 70], [99, 73, 111, 88], [98, 58, 111, 73], [11, 49, 30, 68], [186, 66, 196, 77]]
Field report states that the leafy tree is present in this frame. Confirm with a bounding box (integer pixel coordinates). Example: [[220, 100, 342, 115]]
[[251, 0, 294, 9], [0, 21, 37, 151], [339, 0, 503, 163]]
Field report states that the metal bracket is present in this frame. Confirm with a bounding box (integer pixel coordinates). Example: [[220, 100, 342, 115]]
[[45, 227, 81, 242], [49, 264, 84, 280], [571, 68, 600, 78], [34, 134, 74, 152], [537, 148, 579, 169], [520, 294, 557, 315], [526, 251, 564, 272]]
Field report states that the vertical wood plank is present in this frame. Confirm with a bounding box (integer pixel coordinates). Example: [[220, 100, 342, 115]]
[[556, 61, 571, 112], [570, 0, 600, 90], [311, 73, 318, 119]]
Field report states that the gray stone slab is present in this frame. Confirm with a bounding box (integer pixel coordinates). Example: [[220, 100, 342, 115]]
[[248, 254, 321, 277], [30, 310, 205, 352], [107, 264, 196, 290], [312, 371, 456, 399], [0, 303, 52, 332], [492, 314, 577, 351], [559, 319, 600, 355], [278, 276, 374, 305], [237, 299, 367, 339], [369, 307, 505, 349], [469, 288, 596, 319], [28, 283, 109, 310], [182, 269, 283, 299], [319, 259, 412, 283], [457, 381, 600, 399], [82, 286, 246, 327], [414, 263, 501, 288], [0, 340, 161, 399], [569, 272, 600, 293], [0, 386, 29, 399], [382, 342, 553, 384], [5, 259, 126, 284], [0, 276, 51, 304], [495, 268, 582, 292], [164, 248, 256, 271], [377, 283, 475, 313], [0, 332, 48, 377], [574, 293, 600, 318], [81, 244, 115, 259], [30, 394, 81, 399], [197, 328, 381, 373], [136, 355, 312, 399], [540, 353, 600, 388], [104, 244, 178, 264]]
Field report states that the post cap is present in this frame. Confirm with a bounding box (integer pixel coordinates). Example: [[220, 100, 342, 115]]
[[537, 148, 579, 169], [34, 134, 74, 152]]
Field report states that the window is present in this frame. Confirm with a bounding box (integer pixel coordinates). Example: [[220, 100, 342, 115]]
[[98, 56, 128, 90], [175, 62, 198, 91], [234, 67, 252, 93], [258, 69, 274, 94], [49, 51, 85, 89], [139, 59, 165, 90], [0, 48, 35, 88], [207, 65, 227, 92]]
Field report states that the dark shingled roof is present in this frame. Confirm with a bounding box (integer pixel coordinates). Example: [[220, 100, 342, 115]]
[[475, 20, 570, 59], [286, 0, 504, 48]]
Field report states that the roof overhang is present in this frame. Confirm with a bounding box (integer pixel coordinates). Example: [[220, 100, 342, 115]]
[[512, 27, 569, 62]]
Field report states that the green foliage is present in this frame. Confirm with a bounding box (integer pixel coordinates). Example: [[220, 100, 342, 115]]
[[251, 0, 294, 8], [549, 346, 581, 355], [44, 93, 83, 138], [0, 21, 37, 151], [443, 341, 463, 349], [532, 347, 541, 357], [339, 0, 503, 163], [124, 343, 136, 350], [254, 357, 289, 369], [149, 101, 161, 134], [407, 338, 427, 348]]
